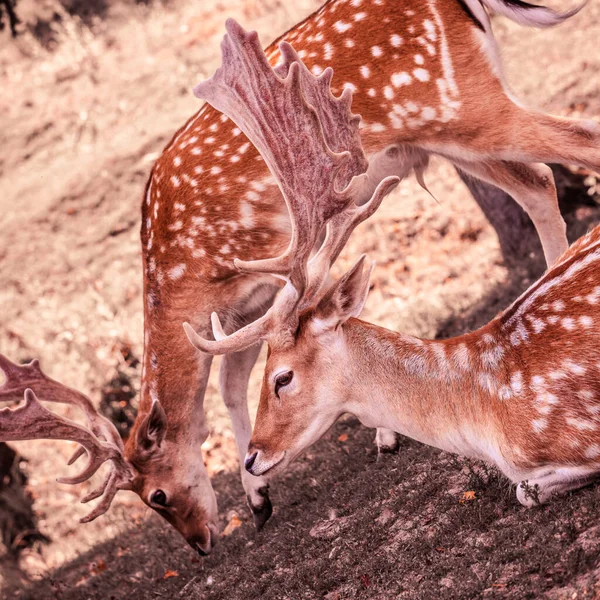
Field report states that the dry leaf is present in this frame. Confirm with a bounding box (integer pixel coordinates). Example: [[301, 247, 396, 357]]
[[460, 490, 477, 503], [338, 433, 349, 442], [223, 514, 243, 536], [163, 570, 179, 580]]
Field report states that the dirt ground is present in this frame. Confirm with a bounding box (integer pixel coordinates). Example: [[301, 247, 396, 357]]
[[1, 0, 600, 598]]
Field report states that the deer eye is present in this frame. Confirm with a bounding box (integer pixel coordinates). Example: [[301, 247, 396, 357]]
[[275, 371, 293, 397], [151, 489, 168, 507]]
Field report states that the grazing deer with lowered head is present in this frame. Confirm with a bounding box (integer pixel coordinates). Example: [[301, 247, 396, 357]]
[[2, 0, 598, 553], [184, 26, 600, 505], [234, 222, 600, 506]]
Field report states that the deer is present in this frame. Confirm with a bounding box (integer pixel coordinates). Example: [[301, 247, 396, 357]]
[[237, 222, 600, 508], [2, 0, 599, 555], [182, 22, 600, 508]]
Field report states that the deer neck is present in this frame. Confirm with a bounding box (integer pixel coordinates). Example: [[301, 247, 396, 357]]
[[342, 319, 508, 462], [137, 303, 212, 446]]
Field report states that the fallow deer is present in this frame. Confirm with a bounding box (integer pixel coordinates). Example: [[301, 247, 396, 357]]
[[2, 0, 598, 554], [182, 20, 600, 508], [238, 223, 600, 506]]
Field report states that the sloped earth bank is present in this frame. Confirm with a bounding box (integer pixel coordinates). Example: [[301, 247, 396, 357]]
[[2, 1, 600, 598]]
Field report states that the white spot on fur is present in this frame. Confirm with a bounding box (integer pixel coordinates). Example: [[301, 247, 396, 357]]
[[452, 344, 470, 370], [585, 444, 600, 459], [421, 107, 436, 121], [169, 264, 186, 281], [240, 202, 255, 228], [481, 345, 505, 369], [390, 34, 403, 47], [566, 417, 595, 431], [423, 19, 437, 42], [510, 371, 523, 395], [413, 68, 430, 82], [565, 360, 586, 376], [549, 370, 566, 381], [334, 20, 352, 33], [391, 72, 412, 87]]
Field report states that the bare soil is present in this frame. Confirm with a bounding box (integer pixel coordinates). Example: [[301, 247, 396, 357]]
[[1, 1, 600, 598]]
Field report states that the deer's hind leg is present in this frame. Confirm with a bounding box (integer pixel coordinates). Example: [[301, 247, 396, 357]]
[[452, 159, 566, 267], [500, 111, 600, 175]]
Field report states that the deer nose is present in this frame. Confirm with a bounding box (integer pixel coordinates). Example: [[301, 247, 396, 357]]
[[190, 523, 218, 556], [245, 450, 258, 473]]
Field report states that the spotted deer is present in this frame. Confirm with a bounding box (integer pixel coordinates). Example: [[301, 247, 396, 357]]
[[238, 221, 600, 507], [181, 22, 600, 507], [1, 0, 598, 554]]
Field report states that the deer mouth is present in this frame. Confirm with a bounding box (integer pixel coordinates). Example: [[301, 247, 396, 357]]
[[245, 450, 286, 476]]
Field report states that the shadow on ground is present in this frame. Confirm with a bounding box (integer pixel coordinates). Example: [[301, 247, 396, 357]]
[[7, 417, 600, 600]]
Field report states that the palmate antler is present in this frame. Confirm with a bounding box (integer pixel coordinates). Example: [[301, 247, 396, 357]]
[[183, 19, 399, 355], [0, 355, 134, 522]]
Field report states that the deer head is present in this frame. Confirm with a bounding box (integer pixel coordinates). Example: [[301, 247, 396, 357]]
[[0, 355, 217, 555], [247, 257, 377, 476]]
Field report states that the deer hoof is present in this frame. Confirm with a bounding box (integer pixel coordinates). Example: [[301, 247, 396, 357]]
[[248, 486, 273, 531], [378, 439, 400, 454]]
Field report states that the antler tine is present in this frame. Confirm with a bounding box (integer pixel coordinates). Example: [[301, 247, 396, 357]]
[[0, 353, 123, 452], [183, 281, 300, 355], [273, 41, 367, 189], [300, 175, 401, 309]]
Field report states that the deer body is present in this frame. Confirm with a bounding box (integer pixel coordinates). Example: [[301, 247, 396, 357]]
[[248, 225, 600, 505]]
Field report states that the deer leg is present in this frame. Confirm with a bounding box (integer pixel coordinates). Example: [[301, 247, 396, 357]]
[[451, 159, 566, 267], [502, 112, 600, 174], [220, 341, 273, 530], [516, 468, 600, 507]]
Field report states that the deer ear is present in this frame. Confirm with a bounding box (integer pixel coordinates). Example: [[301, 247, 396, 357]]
[[311, 256, 374, 333], [137, 400, 167, 452]]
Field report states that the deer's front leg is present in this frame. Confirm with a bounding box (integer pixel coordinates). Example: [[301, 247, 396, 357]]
[[219, 342, 273, 530], [516, 468, 600, 507]]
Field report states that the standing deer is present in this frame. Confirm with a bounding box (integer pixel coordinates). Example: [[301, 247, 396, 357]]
[[1, 0, 598, 554]]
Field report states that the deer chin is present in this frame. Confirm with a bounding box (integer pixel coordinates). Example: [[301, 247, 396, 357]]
[[246, 450, 287, 477]]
